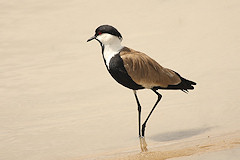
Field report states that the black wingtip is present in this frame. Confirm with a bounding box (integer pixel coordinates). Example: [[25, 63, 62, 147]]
[[191, 81, 197, 85]]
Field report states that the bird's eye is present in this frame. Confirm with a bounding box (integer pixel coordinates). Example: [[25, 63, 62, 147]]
[[98, 32, 102, 35]]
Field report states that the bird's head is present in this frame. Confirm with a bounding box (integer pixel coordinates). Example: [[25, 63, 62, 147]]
[[87, 25, 123, 45]]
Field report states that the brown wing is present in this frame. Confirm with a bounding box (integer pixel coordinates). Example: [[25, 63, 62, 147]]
[[120, 47, 181, 89]]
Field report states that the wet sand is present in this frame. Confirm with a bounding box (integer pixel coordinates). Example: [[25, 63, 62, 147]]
[[1, 0, 240, 160], [96, 131, 240, 160]]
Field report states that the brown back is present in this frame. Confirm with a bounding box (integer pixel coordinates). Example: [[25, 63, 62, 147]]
[[120, 47, 181, 88]]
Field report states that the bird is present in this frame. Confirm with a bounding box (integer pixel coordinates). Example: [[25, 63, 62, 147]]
[[87, 25, 196, 138]]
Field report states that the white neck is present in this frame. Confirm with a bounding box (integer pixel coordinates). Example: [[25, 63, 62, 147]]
[[97, 34, 123, 68]]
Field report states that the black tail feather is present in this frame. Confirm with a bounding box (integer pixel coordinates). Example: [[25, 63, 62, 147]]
[[155, 71, 196, 92], [178, 76, 196, 92]]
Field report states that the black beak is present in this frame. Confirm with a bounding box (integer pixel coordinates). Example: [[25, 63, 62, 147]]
[[87, 35, 96, 42]]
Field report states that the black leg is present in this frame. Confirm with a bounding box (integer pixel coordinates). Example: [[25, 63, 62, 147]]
[[142, 89, 162, 137], [133, 90, 142, 137]]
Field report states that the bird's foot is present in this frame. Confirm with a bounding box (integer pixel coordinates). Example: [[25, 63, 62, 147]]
[[139, 136, 148, 152]]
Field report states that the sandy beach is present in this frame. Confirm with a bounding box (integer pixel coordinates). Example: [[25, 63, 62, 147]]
[[1, 0, 240, 160]]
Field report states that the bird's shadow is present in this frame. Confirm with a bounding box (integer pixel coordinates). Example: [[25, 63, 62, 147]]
[[150, 127, 212, 142]]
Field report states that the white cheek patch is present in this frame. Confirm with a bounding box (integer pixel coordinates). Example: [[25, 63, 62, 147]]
[[96, 33, 124, 69], [96, 33, 112, 44]]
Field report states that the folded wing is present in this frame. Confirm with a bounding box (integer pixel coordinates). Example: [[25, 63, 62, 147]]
[[120, 47, 181, 89]]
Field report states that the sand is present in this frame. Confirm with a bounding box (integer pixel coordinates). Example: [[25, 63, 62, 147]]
[[0, 0, 240, 160], [95, 131, 240, 160], [172, 147, 240, 160]]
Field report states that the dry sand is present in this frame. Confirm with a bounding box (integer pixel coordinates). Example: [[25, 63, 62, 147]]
[[1, 0, 240, 160]]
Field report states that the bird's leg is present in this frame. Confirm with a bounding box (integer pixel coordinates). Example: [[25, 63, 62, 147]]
[[133, 90, 142, 137], [142, 89, 162, 137]]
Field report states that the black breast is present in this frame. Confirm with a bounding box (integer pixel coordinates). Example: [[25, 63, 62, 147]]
[[108, 53, 144, 90]]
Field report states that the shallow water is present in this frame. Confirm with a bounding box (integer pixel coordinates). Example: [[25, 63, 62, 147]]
[[1, 1, 240, 160]]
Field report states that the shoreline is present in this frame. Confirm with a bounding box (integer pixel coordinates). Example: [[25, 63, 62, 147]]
[[78, 131, 240, 160]]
